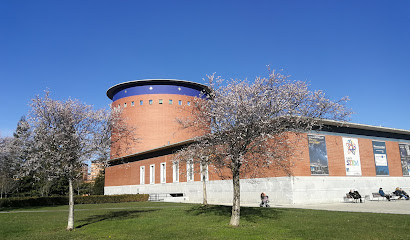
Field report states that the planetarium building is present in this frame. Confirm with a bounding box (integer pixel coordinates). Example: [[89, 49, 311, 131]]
[[105, 79, 410, 205]]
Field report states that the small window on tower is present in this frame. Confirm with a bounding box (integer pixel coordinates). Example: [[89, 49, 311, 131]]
[[140, 100, 143, 105], [187, 101, 191, 106], [131, 101, 135, 106], [169, 99, 173, 104], [159, 99, 163, 104], [124, 103, 127, 108], [178, 100, 182, 105], [149, 100, 153, 105]]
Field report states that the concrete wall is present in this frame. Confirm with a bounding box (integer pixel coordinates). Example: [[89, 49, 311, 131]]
[[105, 176, 410, 205]]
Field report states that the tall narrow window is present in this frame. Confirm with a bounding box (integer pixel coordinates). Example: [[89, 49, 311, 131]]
[[140, 100, 143, 105], [187, 162, 194, 182], [187, 101, 191, 106], [124, 102, 127, 108], [178, 100, 182, 105], [131, 101, 135, 106], [173, 162, 179, 183], [150, 164, 155, 184], [140, 166, 145, 185], [159, 99, 163, 104], [149, 100, 153, 105], [169, 99, 173, 104], [160, 162, 166, 183], [200, 164, 209, 182]]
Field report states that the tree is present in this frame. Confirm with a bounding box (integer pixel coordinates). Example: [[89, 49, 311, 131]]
[[23, 91, 136, 231], [0, 136, 19, 198], [177, 70, 351, 226], [93, 170, 105, 195], [174, 142, 212, 205]]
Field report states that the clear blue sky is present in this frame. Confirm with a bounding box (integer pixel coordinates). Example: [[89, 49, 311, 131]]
[[1, 0, 409, 136]]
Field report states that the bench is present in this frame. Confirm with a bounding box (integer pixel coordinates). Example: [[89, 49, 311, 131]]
[[372, 192, 400, 201], [344, 193, 365, 203]]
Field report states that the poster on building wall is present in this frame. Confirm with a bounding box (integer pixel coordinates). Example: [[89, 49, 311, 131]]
[[343, 138, 362, 176], [308, 135, 329, 175], [399, 143, 410, 176], [372, 141, 389, 175]]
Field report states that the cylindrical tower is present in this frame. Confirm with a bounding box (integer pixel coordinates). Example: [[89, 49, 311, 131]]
[[107, 79, 209, 158]]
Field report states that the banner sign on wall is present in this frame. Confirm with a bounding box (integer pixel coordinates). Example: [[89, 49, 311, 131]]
[[399, 143, 410, 176], [372, 141, 389, 175], [308, 135, 329, 175], [343, 138, 362, 176]]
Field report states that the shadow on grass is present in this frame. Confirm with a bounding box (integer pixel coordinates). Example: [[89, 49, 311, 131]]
[[76, 209, 157, 229], [186, 205, 282, 223]]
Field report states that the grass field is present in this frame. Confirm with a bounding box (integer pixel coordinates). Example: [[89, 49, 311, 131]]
[[1, 202, 409, 240]]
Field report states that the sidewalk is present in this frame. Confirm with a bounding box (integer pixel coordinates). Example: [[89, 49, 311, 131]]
[[269, 200, 410, 215]]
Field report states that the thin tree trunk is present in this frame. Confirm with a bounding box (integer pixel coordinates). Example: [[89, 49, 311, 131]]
[[229, 163, 241, 227], [201, 161, 208, 205], [67, 178, 74, 231]]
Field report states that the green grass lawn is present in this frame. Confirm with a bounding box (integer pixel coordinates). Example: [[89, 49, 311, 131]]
[[1, 202, 409, 240]]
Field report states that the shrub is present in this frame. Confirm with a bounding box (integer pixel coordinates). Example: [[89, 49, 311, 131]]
[[0, 194, 149, 208]]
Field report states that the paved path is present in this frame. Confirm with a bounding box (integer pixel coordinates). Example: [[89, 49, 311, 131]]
[[267, 200, 410, 215]]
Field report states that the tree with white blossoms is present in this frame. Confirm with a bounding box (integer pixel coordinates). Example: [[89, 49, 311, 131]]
[[0, 136, 19, 198], [177, 70, 352, 227], [24, 91, 136, 231]]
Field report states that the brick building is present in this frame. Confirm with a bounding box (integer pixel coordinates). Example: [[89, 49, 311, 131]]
[[105, 79, 410, 204]]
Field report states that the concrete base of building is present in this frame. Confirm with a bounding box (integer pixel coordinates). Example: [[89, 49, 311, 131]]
[[105, 176, 410, 205]]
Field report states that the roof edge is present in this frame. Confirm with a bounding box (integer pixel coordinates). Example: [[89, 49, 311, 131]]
[[106, 79, 211, 100]]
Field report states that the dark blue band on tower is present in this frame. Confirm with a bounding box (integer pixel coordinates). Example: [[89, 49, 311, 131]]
[[112, 85, 204, 101]]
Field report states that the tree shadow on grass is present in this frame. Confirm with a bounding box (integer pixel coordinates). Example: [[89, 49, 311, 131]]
[[76, 209, 157, 229], [186, 205, 282, 223]]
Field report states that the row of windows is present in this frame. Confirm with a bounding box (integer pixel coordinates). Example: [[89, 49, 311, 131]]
[[139, 162, 208, 185], [118, 99, 191, 108]]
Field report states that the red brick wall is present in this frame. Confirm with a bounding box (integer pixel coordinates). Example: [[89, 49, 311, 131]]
[[106, 132, 408, 187], [359, 139, 376, 176], [111, 94, 205, 158], [386, 141, 402, 176]]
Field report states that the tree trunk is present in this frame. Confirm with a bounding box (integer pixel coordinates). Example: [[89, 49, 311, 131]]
[[201, 162, 208, 205], [229, 163, 241, 227], [67, 178, 74, 231]]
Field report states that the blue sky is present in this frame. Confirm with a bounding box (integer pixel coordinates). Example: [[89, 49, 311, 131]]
[[1, 0, 409, 136]]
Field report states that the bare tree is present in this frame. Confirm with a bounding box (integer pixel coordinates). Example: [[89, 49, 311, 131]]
[[23, 91, 136, 231], [177, 70, 351, 226], [174, 141, 213, 205]]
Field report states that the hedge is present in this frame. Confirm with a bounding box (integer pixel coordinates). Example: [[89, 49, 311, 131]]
[[0, 194, 149, 208]]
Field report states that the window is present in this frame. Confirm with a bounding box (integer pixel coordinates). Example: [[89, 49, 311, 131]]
[[131, 101, 135, 106], [149, 100, 153, 105], [118, 104, 120, 108], [140, 100, 143, 105], [187, 162, 194, 182], [169, 99, 173, 105], [173, 162, 179, 183], [178, 100, 182, 105], [159, 99, 163, 104], [200, 164, 209, 182], [124, 102, 127, 108], [140, 166, 145, 185], [187, 101, 191, 106], [160, 162, 166, 183], [150, 164, 155, 184]]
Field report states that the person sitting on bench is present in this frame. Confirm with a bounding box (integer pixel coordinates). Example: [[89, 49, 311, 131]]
[[394, 187, 409, 200], [379, 188, 391, 201], [349, 189, 362, 202]]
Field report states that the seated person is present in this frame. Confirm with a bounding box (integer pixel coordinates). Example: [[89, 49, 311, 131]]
[[379, 188, 391, 201], [349, 189, 362, 202], [394, 187, 409, 200], [400, 188, 409, 200]]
